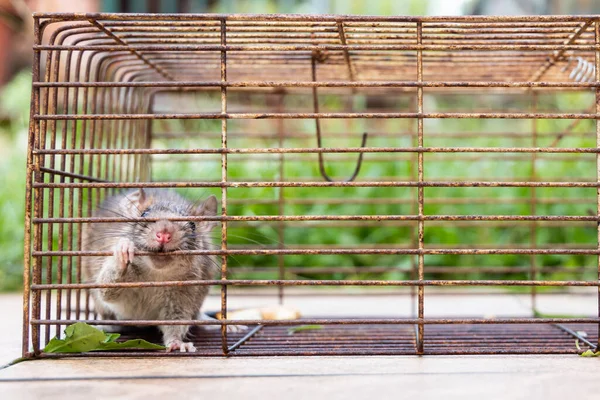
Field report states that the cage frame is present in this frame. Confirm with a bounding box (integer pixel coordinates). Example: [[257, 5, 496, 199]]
[[23, 12, 600, 358]]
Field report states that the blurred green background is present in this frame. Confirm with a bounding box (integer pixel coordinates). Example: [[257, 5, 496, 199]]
[[2, 0, 600, 291]]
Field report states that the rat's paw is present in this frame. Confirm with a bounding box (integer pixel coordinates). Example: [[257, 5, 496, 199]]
[[114, 238, 135, 271], [166, 339, 197, 353]]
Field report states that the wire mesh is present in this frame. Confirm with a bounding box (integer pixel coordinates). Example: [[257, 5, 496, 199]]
[[23, 13, 600, 357]]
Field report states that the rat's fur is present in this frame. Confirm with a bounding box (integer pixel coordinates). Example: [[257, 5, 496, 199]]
[[82, 189, 222, 352]]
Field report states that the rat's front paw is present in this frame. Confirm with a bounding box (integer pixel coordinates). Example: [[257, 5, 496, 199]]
[[166, 339, 197, 353], [114, 238, 135, 272]]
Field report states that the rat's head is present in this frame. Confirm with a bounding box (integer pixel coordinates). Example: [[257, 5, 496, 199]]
[[124, 189, 218, 254]]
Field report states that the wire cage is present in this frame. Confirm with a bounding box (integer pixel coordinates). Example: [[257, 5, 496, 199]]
[[23, 12, 600, 357]]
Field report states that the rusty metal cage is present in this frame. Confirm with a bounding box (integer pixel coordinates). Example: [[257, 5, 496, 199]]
[[23, 12, 600, 357]]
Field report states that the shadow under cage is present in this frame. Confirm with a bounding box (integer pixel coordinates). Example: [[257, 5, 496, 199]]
[[23, 12, 600, 357]]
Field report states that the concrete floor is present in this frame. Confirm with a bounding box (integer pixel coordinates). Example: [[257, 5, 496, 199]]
[[1, 290, 600, 399], [2, 355, 600, 400]]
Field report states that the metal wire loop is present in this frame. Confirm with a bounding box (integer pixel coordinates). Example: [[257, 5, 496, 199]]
[[563, 56, 596, 82], [311, 53, 368, 182]]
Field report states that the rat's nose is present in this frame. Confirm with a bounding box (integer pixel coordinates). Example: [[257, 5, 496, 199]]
[[156, 231, 172, 244]]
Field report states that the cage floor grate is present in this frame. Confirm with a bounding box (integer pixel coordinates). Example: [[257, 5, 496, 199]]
[[91, 322, 599, 357]]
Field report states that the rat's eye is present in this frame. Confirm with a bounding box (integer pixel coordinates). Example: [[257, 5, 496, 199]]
[[140, 209, 150, 218], [188, 222, 196, 232]]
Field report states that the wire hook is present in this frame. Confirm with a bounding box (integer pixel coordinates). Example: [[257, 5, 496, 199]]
[[311, 53, 368, 183]]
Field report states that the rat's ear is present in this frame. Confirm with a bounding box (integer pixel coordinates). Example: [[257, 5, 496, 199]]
[[138, 188, 147, 206], [124, 188, 152, 212], [194, 195, 218, 232], [195, 195, 218, 216]]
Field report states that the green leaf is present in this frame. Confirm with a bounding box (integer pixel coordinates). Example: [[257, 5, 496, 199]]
[[44, 322, 107, 353], [533, 310, 589, 319], [103, 333, 121, 343], [287, 325, 323, 335], [43, 323, 165, 353], [580, 350, 600, 357], [96, 339, 166, 351]]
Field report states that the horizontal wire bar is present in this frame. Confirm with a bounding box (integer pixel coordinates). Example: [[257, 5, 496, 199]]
[[32, 112, 600, 120], [32, 12, 600, 23], [31, 215, 600, 224], [151, 131, 594, 138], [31, 80, 600, 88], [248, 221, 596, 228], [162, 177, 600, 184], [227, 243, 597, 250], [97, 21, 585, 28], [33, 349, 584, 357], [31, 44, 600, 51], [29, 317, 600, 326], [30, 181, 600, 188], [32, 147, 600, 155], [32, 349, 586, 357], [30, 249, 600, 257], [231, 265, 595, 273], [225, 197, 594, 205], [27, 197, 597, 206], [29, 279, 600, 290]]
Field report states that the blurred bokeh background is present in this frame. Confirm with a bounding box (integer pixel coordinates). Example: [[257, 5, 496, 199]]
[[1, 0, 600, 291]]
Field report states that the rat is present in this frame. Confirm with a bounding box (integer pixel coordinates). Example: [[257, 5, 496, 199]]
[[82, 188, 245, 352]]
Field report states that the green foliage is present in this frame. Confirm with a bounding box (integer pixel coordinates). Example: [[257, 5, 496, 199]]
[[2, 32, 600, 293], [145, 90, 599, 287], [287, 325, 324, 335], [43, 322, 165, 353], [0, 69, 29, 291]]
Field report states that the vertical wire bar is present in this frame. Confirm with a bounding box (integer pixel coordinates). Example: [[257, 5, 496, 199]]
[[45, 38, 68, 341], [54, 47, 75, 338], [66, 50, 85, 323], [35, 22, 52, 351], [123, 86, 136, 183], [22, 16, 41, 356], [530, 92, 538, 313], [131, 90, 143, 182], [144, 92, 155, 182], [409, 96, 418, 318], [44, 47, 58, 345], [277, 91, 285, 304], [595, 20, 600, 349], [39, 31, 55, 347], [416, 21, 425, 355], [220, 18, 229, 354], [76, 56, 93, 321], [109, 84, 118, 191], [88, 76, 101, 207], [133, 92, 144, 182], [114, 82, 126, 186]]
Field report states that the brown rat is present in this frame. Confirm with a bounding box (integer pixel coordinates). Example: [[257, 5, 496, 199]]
[[82, 188, 244, 352]]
